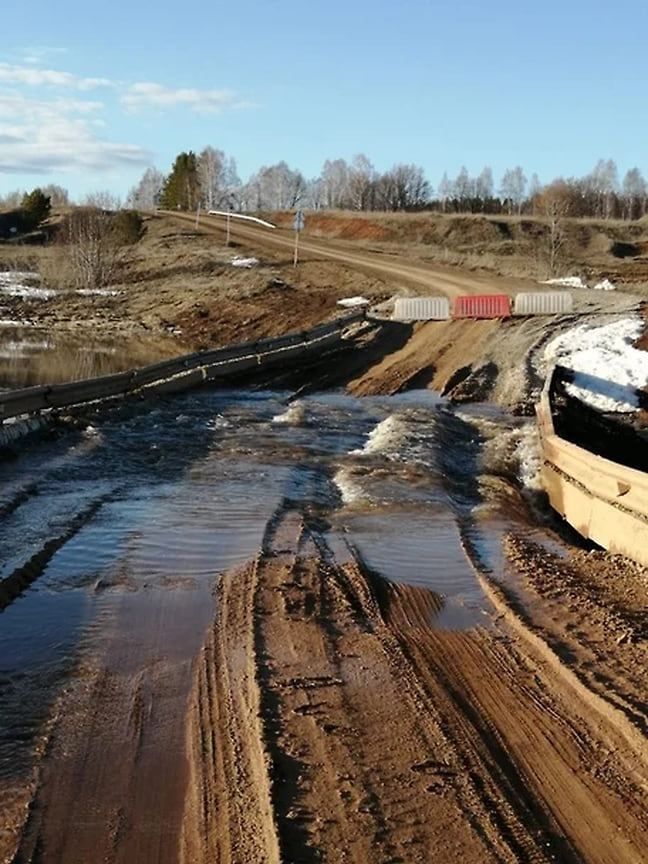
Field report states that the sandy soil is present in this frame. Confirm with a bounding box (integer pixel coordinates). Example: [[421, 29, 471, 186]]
[[176, 509, 648, 864], [3, 211, 648, 863]]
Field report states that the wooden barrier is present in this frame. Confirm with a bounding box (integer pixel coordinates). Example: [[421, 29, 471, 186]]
[[0, 311, 366, 423], [536, 367, 648, 566]]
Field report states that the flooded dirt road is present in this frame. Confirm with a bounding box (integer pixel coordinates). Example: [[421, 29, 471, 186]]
[[1, 387, 647, 863]]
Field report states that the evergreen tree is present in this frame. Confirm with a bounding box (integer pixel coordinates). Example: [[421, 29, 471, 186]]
[[159, 152, 200, 210], [21, 188, 51, 229]]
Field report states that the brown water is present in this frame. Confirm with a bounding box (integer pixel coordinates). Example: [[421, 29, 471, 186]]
[[0, 326, 181, 390], [0, 385, 552, 861]]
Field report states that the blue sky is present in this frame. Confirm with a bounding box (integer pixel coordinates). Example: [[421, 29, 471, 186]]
[[0, 0, 645, 202]]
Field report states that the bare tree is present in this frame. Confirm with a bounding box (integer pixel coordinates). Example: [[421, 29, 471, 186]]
[[0, 189, 24, 208], [321, 158, 350, 209], [437, 172, 453, 212], [474, 166, 493, 211], [242, 162, 306, 210], [59, 208, 140, 290], [538, 181, 571, 275], [303, 177, 324, 210], [41, 184, 69, 206], [127, 167, 165, 210], [375, 163, 429, 211], [348, 154, 375, 210], [585, 158, 619, 219], [83, 190, 122, 210], [197, 146, 226, 210], [500, 166, 527, 214], [454, 166, 471, 211], [621, 167, 646, 220]]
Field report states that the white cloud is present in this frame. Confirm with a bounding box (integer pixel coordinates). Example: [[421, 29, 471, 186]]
[[0, 62, 112, 91], [122, 81, 235, 113], [0, 58, 247, 186], [0, 91, 151, 176]]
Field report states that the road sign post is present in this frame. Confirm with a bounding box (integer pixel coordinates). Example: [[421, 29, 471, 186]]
[[293, 210, 305, 267]]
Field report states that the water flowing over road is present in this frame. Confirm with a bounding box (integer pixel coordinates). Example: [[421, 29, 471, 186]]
[[1, 387, 647, 863]]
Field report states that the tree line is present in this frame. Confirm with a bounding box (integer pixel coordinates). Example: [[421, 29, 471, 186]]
[[125, 150, 647, 222], [2, 153, 647, 222]]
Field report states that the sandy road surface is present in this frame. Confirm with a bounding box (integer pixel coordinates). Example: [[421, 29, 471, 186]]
[[167, 211, 531, 299], [179, 506, 648, 864]]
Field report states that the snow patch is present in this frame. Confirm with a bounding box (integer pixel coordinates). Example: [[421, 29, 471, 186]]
[[540, 275, 616, 291], [337, 296, 370, 308], [231, 256, 259, 268], [0, 318, 31, 327], [543, 317, 648, 412], [541, 276, 587, 289], [0, 269, 55, 300], [592, 278, 616, 291], [0, 285, 57, 300]]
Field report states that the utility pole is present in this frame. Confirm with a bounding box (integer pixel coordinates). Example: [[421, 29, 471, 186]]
[[226, 200, 232, 246], [293, 210, 305, 267]]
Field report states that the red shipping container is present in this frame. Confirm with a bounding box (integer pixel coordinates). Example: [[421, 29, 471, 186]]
[[452, 294, 511, 319]]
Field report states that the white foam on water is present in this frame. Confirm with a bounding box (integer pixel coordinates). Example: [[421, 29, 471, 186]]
[[350, 414, 408, 457], [515, 424, 543, 490], [271, 401, 306, 425], [332, 466, 370, 506]]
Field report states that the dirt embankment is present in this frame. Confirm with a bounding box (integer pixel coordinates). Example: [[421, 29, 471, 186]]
[[2, 209, 645, 410], [179, 508, 648, 864]]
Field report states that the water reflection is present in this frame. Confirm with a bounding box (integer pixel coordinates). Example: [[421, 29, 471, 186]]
[[0, 327, 182, 389]]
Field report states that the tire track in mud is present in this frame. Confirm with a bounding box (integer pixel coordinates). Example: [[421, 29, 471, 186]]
[[180, 500, 648, 863]]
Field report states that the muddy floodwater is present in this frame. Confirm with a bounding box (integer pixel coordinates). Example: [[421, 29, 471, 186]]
[[12, 380, 646, 864], [0, 385, 540, 859], [0, 325, 181, 391]]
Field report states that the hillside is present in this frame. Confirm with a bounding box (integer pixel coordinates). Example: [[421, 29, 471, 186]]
[[0, 208, 645, 408]]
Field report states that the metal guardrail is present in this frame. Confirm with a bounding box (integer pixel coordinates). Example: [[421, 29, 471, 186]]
[[0, 311, 365, 422]]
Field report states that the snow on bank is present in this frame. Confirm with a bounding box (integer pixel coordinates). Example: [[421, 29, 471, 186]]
[[541, 276, 587, 289], [231, 256, 259, 268], [543, 317, 648, 412], [540, 275, 616, 291], [337, 296, 369, 308], [0, 270, 56, 300], [592, 278, 616, 291]]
